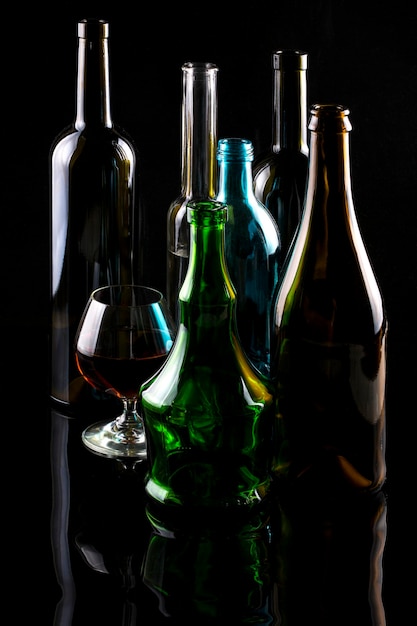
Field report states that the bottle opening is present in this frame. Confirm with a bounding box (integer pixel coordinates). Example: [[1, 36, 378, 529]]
[[273, 50, 308, 70], [216, 138, 254, 162], [309, 104, 352, 132], [78, 18, 109, 39], [187, 200, 228, 226]]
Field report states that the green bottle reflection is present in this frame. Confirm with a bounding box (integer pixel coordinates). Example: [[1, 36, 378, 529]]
[[142, 505, 276, 623], [140, 200, 274, 512]]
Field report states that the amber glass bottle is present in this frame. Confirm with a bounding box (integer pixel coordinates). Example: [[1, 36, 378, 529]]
[[271, 104, 387, 494]]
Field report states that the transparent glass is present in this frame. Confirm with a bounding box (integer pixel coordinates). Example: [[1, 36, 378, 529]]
[[253, 50, 309, 268], [75, 285, 176, 459], [166, 62, 218, 323], [216, 137, 281, 377], [142, 202, 274, 512], [271, 104, 387, 494], [49, 19, 144, 410]]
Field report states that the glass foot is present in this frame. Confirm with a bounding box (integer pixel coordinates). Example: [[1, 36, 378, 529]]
[[82, 419, 147, 460]]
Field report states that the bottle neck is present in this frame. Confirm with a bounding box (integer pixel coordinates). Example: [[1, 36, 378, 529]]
[[272, 51, 308, 154], [179, 201, 235, 311], [216, 138, 256, 201], [181, 63, 218, 199], [305, 105, 354, 217], [75, 19, 112, 130]]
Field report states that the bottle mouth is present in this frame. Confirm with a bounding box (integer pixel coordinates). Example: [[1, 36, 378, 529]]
[[187, 201, 228, 226], [78, 18, 109, 39], [309, 104, 352, 132], [182, 61, 219, 73], [216, 138, 254, 162], [273, 50, 308, 70]]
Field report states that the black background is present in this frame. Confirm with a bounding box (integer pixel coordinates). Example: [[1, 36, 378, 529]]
[[3, 1, 416, 621]]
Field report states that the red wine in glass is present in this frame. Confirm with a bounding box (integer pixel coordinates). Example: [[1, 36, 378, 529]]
[[74, 285, 176, 460]]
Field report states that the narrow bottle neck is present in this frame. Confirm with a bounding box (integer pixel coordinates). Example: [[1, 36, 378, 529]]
[[75, 21, 112, 130], [181, 63, 218, 199], [216, 138, 256, 201], [273, 67, 308, 154], [179, 202, 235, 309], [217, 158, 255, 200], [306, 118, 353, 216]]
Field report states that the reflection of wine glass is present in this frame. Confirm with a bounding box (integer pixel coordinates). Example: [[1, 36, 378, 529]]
[[75, 285, 176, 460]]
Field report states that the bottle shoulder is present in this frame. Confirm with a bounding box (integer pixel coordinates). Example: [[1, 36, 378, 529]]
[[50, 125, 138, 166], [276, 231, 386, 338], [50, 123, 137, 151], [141, 327, 274, 410], [219, 194, 279, 243]]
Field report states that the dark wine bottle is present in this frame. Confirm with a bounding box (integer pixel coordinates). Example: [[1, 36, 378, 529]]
[[271, 104, 387, 495], [49, 19, 144, 411], [141, 201, 274, 515], [216, 137, 281, 378], [166, 62, 219, 324], [253, 50, 309, 268]]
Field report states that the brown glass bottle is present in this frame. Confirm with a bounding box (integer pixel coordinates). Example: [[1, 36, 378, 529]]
[[271, 104, 387, 494], [49, 19, 144, 412]]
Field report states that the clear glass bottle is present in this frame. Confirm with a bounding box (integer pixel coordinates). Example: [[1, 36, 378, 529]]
[[216, 137, 281, 378], [253, 50, 309, 268], [141, 201, 274, 514], [166, 62, 219, 323], [271, 104, 387, 494], [49, 19, 144, 411]]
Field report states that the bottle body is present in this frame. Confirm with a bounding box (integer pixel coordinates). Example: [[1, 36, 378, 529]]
[[49, 19, 144, 409], [271, 104, 387, 494], [253, 50, 309, 268], [166, 62, 218, 323], [142, 201, 274, 513], [216, 137, 281, 377]]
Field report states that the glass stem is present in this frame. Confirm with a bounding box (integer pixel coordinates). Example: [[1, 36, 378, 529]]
[[115, 398, 142, 433]]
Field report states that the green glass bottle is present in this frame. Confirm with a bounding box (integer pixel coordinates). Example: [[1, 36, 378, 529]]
[[271, 104, 387, 495], [140, 200, 274, 514]]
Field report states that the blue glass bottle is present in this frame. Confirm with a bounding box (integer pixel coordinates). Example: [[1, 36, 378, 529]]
[[216, 138, 281, 378]]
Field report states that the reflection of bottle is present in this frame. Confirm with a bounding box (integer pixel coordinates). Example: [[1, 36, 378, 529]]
[[166, 62, 219, 323], [216, 138, 281, 377], [271, 105, 387, 494], [49, 19, 144, 411], [141, 201, 274, 513], [253, 50, 309, 267], [142, 505, 277, 623], [50, 406, 149, 625], [50, 408, 76, 625], [271, 489, 387, 626]]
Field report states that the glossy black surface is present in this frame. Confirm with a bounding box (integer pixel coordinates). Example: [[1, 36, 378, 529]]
[[46, 398, 391, 626]]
